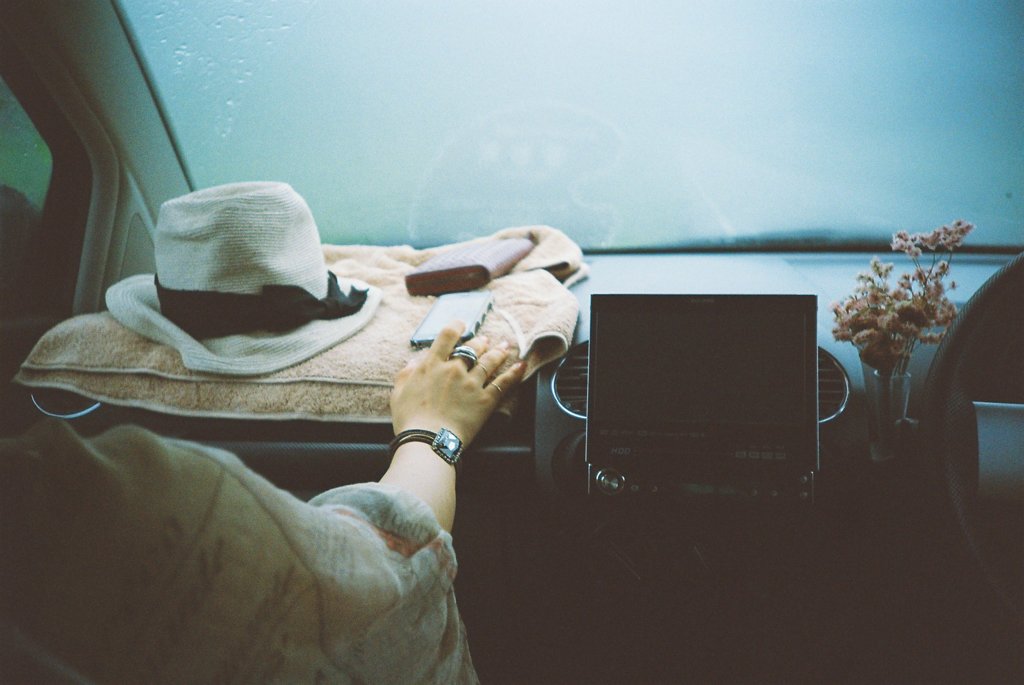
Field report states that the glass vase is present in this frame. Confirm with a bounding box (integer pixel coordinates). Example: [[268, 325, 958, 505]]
[[862, 365, 912, 462]]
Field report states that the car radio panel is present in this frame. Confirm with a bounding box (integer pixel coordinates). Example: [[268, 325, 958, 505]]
[[585, 294, 819, 502]]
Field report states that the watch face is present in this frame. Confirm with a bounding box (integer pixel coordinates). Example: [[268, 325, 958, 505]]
[[433, 428, 463, 463]]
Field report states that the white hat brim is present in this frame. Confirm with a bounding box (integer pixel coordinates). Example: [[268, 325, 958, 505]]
[[106, 274, 382, 376]]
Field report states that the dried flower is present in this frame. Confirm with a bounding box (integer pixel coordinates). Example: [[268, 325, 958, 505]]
[[832, 220, 973, 375]]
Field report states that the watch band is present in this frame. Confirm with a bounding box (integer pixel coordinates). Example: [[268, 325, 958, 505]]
[[388, 428, 464, 469]]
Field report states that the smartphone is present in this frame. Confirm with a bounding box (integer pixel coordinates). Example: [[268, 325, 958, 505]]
[[410, 291, 494, 348]]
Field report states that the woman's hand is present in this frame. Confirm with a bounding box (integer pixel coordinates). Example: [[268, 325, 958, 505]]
[[384, 320, 526, 530], [390, 320, 526, 446]]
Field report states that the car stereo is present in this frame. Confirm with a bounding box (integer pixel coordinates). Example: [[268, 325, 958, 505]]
[[586, 294, 818, 503]]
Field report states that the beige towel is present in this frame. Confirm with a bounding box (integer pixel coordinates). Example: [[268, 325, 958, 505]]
[[15, 226, 583, 422]]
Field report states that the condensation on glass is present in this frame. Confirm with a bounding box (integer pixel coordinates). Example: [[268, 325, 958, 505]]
[[120, 0, 1023, 249]]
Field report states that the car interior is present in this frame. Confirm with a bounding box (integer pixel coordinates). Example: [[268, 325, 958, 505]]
[[1, 1, 1022, 683]]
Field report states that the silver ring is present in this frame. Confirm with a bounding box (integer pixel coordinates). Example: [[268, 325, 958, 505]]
[[449, 345, 478, 369], [490, 381, 504, 394]]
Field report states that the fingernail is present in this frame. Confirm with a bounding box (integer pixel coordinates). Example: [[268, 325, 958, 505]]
[[498, 340, 510, 350]]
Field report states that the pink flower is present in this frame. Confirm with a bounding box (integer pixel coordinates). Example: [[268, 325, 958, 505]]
[[919, 230, 941, 250], [833, 219, 972, 375], [832, 325, 853, 342], [895, 301, 928, 327], [891, 233, 912, 254], [942, 219, 974, 249], [870, 257, 894, 278], [852, 329, 880, 347]]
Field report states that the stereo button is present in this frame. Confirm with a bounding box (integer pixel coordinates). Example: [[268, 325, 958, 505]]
[[595, 469, 626, 495]]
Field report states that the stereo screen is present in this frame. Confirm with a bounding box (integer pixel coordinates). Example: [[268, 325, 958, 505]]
[[588, 295, 816, 427]]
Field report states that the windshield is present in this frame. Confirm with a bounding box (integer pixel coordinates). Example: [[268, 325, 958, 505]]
[[119, 0, 1022, 251]]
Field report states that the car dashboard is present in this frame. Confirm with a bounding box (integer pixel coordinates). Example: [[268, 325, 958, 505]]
[[535, 251, 1009, 495], [12, 249, 1019, 683]]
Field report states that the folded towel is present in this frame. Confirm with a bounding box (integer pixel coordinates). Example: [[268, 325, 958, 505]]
[[15, 226, 584, 423]]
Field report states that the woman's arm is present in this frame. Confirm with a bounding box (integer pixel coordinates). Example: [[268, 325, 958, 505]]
[[381, 320, 526, 531]]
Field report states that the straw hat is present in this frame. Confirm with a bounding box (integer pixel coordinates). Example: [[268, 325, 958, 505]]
[[106, 182, 380, 375]]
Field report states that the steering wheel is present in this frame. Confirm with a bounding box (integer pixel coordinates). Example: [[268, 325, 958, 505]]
[[918, 250, 1024, 624]]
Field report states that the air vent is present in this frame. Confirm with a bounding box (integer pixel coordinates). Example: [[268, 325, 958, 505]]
[[818, 347, 850, 423], [551, 342, 589, 418], [553, 342, 850, 424]]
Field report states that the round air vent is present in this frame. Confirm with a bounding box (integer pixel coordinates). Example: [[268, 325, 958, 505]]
[[817, 347, 850, 423], [551, 342, 589, 418], [552, 342, 850, 424]]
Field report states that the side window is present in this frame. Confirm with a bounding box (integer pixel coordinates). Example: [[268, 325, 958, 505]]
[[0, 73, 52, 316], [0, 25, 90, 321], [0, 25, 91, 432]]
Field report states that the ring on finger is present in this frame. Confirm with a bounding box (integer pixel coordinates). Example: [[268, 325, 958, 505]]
[[490, 381, 504, 394], [449, 345, 478, 369], [476, 363, 492, 377]]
